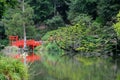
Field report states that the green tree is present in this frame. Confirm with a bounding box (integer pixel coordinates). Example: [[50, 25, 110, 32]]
[[69, 0, 97, 19], [97, 0, 120, 23], [0, 0, 17, 19], [26, 0, 54, 24], [55, 0, 70, 24], [45, 15, 65, 30], [0, 22, 5, 39], [0, 0, 17, 47], [2, 2, 37, 39], [68, 0, 120, 24], [26, 0, 70, 24], [0, 22, 8, 50]]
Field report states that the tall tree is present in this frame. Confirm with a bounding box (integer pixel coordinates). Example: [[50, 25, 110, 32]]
[[0, 0, 17, 19], [0, 0, 17, 49], [55, 0, 70, 24], [68, 0, 120, 24], [97, 0, 120, 22], [26, 0, 54, 24], [2, 2, 37, 39], [26, 0, 70, 24], [68, 0, 97, 20]]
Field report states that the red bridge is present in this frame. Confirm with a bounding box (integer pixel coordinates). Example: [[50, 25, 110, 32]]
[[9, 36, 42, 62]]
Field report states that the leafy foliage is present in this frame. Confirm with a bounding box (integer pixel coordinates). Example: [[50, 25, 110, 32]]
[[26, 0, 70, 24], [0, 0, 17, 19], [0, 22, 8, 50], [0, 39, 8, 50], [97, 0, 120, 22], [2, 3, 37, 38], [0, 21, 5, 39], [68, 0, 120, 24], [68, 14, 92, 25], [69, 0, 97, 17], [114, 11, 120, 37], [45, 15, 65, 30], [26, 0, 54, 23], [0, 56, 28, 80], [42, 16, 115, 57]]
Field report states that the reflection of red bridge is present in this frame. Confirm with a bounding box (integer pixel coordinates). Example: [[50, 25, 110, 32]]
[[9, 36, 42, 62]]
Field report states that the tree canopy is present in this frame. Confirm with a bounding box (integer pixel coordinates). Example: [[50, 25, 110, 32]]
[[2, 2, 37, 38]]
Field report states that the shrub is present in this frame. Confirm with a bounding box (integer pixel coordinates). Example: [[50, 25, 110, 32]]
[[114, 11, 120, 37], [0, 56, 28, 80], [42, 21, 115, 57]]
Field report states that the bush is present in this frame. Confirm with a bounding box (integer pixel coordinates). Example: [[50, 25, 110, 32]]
[[68, 13, 92, 25], [114, 11, 120, 38], [0, 56, 28, 80], [42, 21, 115, 57]]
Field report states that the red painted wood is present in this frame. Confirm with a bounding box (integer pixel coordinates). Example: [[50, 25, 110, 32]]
[[11, 40, 41, 49], [9, 36, 42, 62]]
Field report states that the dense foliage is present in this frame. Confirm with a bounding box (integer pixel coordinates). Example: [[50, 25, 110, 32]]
[[26, 0, 54, 24], [2, 3, 37, 38], [45, 15, 65, 30], [0, 0, 17, 49], [68, 0, 120, 24], [42, 16, 116, 57], [0, 56, 28, 80], [0, 0, 17, 19], [114, 11, 120, 37]]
